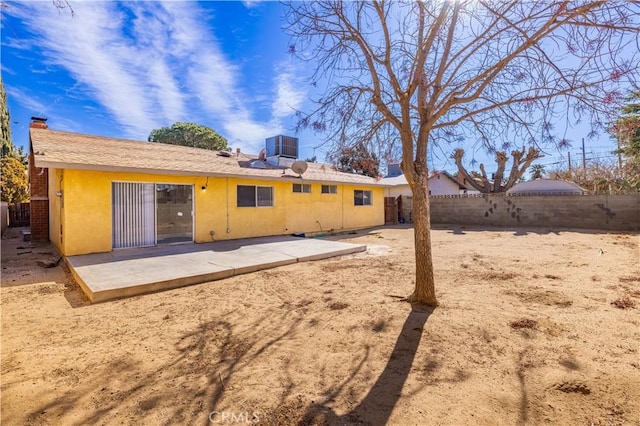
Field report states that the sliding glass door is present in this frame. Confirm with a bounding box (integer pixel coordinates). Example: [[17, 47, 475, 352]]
[[112, 182, 193, 248], [156, 184, 193, 245]]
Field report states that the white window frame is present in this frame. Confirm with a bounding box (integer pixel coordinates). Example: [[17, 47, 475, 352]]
[[354, 189, 372, 206], [321, 184, 338, 194], [237, 185, 274, 207], [293, 183, 312, 193]]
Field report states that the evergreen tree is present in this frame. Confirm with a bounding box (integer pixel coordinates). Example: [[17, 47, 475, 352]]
[[1, 77, 14, 159], [148, 122, 228, 151], [612, 90, 640, 162]]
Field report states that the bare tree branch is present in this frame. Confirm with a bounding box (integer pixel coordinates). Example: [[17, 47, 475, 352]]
[[285, 0, 639, 306], [452, 147, 543, 193], [52, 0, 74, 16]]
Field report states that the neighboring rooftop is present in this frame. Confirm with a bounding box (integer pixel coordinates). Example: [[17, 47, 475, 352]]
[[506, 178, 587, 194], [30, 128, 387, 186]]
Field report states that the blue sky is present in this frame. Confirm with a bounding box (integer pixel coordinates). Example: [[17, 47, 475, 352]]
[[0, 1, 626, 175], [2, 2, 309, 154]]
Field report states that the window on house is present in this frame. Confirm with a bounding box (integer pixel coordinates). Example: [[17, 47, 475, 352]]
[[237, 185, 274, 207], [257, 186, 273, 206], [321, 185, 338, 194], [354, 189, 372, 206], [292, 183, 311, 193]]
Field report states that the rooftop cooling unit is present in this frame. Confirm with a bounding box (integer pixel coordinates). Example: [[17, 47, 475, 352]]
[[265, 135, 298, 159]]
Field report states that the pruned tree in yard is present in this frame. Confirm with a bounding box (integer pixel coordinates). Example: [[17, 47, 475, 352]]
[[452, 147, 542, 192], [148, 122, 229, 152], [285, 1, 639, 306]]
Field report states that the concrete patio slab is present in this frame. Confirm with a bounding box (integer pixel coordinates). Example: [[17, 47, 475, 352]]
[[66, 236, 366, 303]]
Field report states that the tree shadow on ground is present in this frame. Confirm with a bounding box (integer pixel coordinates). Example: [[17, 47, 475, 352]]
[[18, 307, 304, 426], [296, 303, 434, 425], [440, 224, 622, 237]]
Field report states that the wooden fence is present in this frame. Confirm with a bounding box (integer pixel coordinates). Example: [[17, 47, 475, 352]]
[[8, 202, 30, 227], [384, 197, 398, 224]]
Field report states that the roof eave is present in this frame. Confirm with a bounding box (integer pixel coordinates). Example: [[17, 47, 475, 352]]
[[34, 160, 389, 186]]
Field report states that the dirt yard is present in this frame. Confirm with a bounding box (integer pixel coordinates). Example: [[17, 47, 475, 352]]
[[1, 225, 639, 425]]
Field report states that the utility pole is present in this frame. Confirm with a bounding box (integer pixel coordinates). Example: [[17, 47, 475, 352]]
[[581, 138, 586, 178], [617, 137, 623, 171], [568, 152, 572, 175]]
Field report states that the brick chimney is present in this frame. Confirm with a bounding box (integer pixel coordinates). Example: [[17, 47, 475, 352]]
[[29, 117, 49, 241], [30, 116, 48, 129]]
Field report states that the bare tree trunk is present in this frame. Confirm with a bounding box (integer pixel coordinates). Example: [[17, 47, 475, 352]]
[[407, 171, 438, 307]]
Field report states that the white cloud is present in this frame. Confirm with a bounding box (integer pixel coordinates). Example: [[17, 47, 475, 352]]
[[5, 86, 48, 114], [4, 1, 307, 152], [271, 62, 306, 120], [4, 86, 80, 133], [1, 64, 16, 75], [6, 2, 166, 137], [222, 117, 281, 153], [242, 1, 262, 9]]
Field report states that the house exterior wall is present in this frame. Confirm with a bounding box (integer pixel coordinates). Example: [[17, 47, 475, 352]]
[[429, 174, 463, 195], [53, 169, 384, 256], [385, 175, 464, 198], [386, 184, 412, 198], [48, 168, 63, 253]]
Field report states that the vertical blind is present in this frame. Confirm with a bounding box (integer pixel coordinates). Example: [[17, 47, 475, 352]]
[[112, 182, 155, 248]]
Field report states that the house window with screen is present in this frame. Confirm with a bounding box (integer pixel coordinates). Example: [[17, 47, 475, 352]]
[[237, 185, 274, 207], [354, 189, 372, 206], [292, 183, 311, 193], [321, 185, 337, 194]]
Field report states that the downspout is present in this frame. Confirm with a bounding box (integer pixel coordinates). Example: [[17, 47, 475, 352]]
[[59, 172, 64, 244], [341, 184, 344, 230], [225, 178, 231, 233]]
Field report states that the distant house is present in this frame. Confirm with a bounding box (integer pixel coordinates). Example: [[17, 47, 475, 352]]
[[28, 122, 387, 256], [383, 164, 470, 197], [381, 166, 471, 223], [506, 178, 587, 195]]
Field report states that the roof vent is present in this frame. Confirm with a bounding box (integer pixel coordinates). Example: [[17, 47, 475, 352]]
[[217, 151, 232, 157]]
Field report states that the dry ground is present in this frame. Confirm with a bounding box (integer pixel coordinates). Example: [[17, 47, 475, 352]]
[[1, 225, 639, 426]]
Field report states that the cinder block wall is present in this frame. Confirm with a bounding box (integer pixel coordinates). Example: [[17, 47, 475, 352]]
[[429, 194, 639, 231]]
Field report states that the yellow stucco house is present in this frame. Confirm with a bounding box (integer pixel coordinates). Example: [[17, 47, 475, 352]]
[[29, 126, 386, 256]]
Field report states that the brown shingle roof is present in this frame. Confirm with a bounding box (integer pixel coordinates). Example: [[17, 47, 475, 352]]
[[30, 128, 388, 186]]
